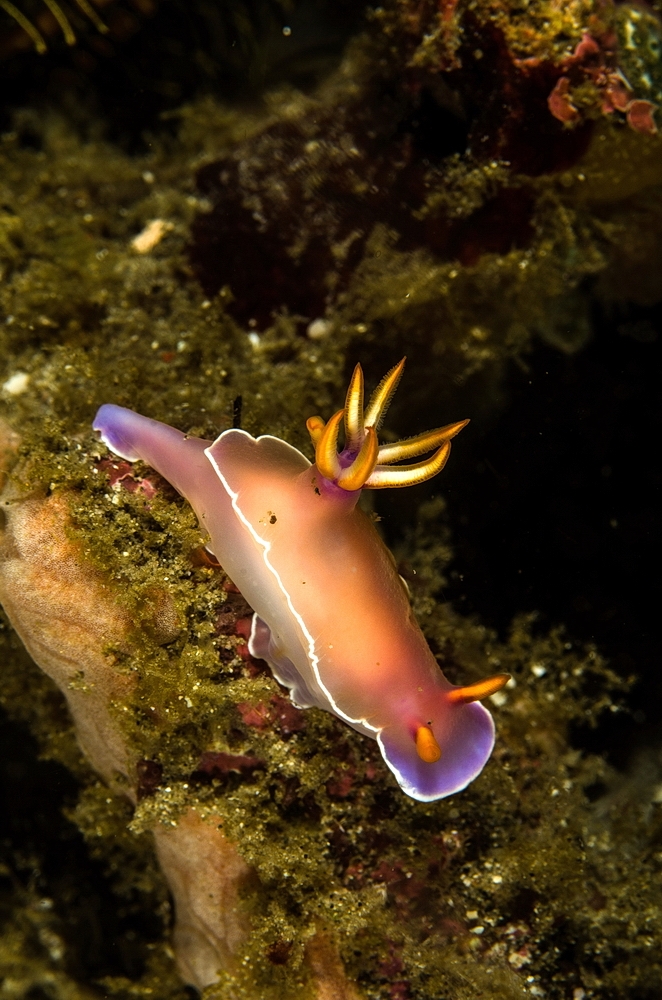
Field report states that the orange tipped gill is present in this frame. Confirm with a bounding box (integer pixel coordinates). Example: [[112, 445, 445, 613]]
[[306, 415, 326, 447], [315, 410, 343, 481], [337, 427, 379, 491], [365, 440, 452, 489], [306, 357, 468, 493], [364, 357, 406, 431], [377, 419, 469, 465], [344, 364, 365, 452]]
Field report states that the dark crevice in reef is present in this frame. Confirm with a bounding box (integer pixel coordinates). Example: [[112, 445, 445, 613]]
[[396, 86, 470, 162], [191, 156, 341, 330], [187, 5, 594, 331], [398, 185, 536, 265], [0, 708, 162, 983], [188, 82, 536, 329], [457, 15, 595, 175]]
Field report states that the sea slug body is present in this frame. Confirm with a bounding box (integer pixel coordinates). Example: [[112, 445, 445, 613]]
[[93, 360, 508, 801]]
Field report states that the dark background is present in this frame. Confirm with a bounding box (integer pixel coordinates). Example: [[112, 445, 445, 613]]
[[441, 304, 661, 768]]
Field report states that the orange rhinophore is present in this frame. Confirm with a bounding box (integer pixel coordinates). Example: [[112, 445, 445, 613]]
[[415, 726, 442, 764], [446, 674, 511, 704], [94, 359, 508, 801]]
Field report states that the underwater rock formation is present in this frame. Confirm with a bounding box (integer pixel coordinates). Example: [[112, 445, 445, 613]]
[[0, 488, 133, 788], [151, 811, 250, 989], [1, 404, 661, 1000], [0, 474, 371, 997], [0, 482, 249, 989]]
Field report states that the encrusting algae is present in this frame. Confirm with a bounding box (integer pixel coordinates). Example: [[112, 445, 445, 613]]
[[0, 0, 661, 996]]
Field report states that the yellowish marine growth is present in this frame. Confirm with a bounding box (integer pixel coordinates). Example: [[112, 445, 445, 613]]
[[306, 358, 470, 490]]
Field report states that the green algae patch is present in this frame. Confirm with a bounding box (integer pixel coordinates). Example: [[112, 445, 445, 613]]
[[558, 125, 662, 206]]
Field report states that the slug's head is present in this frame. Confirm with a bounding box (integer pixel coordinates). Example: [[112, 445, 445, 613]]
[[306, 359, 469, 491]]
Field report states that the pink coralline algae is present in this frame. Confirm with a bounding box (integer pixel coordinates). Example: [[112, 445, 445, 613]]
[[195, 750, 265, 779], [623, 98, 658, 134], [546, 30, 658, 135], [548, 75, 581, 124], [237, 694, 306, 736], [97, 456, 158, 499]]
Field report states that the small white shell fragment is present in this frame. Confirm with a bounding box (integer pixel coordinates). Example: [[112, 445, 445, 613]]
[[2, 372, 29, 396], [307, 318, 331, 340], [131, 219, 173, 254]]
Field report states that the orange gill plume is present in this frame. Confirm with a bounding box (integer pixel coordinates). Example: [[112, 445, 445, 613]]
[[306, 358, 470, 491]]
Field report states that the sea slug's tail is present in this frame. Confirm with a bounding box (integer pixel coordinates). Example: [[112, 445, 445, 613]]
[[94, 404, 156, 462], [93, 404, 213, 503]]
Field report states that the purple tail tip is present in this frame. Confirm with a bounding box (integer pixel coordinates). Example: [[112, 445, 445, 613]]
[[377, 702, 496, 802], [93, 404, 143, 462]]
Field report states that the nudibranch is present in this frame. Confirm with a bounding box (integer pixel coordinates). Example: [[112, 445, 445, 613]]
[[93, 360, 509, 801]]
